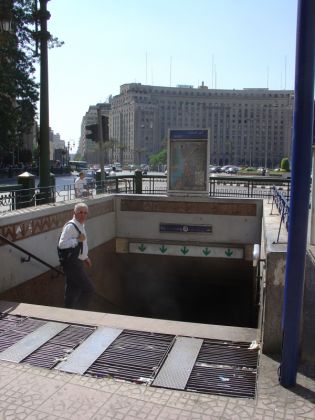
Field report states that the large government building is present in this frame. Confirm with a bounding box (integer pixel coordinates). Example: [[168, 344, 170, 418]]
[[81, 83, 294, 168]]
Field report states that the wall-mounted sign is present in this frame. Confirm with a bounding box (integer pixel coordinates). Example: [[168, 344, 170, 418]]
[[129, 242, 243, 259], [167, 129, 210, 196], [160, 223, 212, 233]]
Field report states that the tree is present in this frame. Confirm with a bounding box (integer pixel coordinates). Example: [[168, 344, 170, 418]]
[[280, 157, 290, 172], [149, 148, 167, 168], [0, 0, 63, 159], [0, 0, 37, 156]]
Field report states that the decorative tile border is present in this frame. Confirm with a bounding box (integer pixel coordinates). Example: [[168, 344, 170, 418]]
[[121, 199, 257, 216], [0, 200, 114, 244]]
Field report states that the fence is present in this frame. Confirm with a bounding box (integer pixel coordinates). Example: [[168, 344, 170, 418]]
[[209, 175, 291, 199], [0, 174, 291, 214], [269, 186, 290, 242]]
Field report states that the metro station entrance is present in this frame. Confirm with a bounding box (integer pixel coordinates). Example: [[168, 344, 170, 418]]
[[117, 253, 259, 328]]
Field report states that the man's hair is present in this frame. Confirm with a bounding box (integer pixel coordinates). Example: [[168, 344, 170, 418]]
[[74, 202, 88, 213], [79, 171, 85, 176]]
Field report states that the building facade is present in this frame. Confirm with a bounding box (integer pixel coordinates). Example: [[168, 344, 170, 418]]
[[79, 103, 111, 165], [109, 83, 294, 168]]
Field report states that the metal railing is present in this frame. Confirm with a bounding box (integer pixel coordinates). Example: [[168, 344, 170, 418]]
[[270, 186, 290, 242], [209, 175, 291, 199], [0, 174, 292, 214], [0, 233, 63, 276]]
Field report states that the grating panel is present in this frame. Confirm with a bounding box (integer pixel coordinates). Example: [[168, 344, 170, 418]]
[[0, 313, 45, 352], [185, 338, 259, 398], [0, 313, 26, 332], [152, 337, 203, 390], [195, 339, 258, 368], [0, 313, 259, 399], [0, 322, 69, 363], [186, 365, 257, 398], [86, 330, 175, 384], [23, 324, 95, 369], [55, 327, 123, 374]]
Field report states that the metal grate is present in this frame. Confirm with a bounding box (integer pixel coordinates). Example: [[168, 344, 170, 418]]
[[0, 314, 259, 398], [86, 329, 175, 384], [23, 325, 95, 369], [186, 339, 259, 398], [195, 339, 258, 368], [0, 313, 45, 352]]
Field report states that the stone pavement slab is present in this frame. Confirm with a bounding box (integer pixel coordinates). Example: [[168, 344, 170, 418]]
[[0, 349, 314, 419]]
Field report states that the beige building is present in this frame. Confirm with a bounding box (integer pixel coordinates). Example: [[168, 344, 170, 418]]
[[109, 83, 294, 168], [79, 103, 111, 164]]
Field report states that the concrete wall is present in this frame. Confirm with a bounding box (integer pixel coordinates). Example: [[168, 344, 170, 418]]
[[116, 195, 263, 244], [0, 196, 115, 296], [261, 200, 287, 354], [302, 249, 315, 363]]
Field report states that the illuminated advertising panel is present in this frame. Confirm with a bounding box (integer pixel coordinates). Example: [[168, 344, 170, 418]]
[[167, 129, 210, 195]]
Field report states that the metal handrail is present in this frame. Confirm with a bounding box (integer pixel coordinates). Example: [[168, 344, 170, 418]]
[[0, 233, 124, 310], [270, 186, 290, 242], [0, 233, 63, 276]]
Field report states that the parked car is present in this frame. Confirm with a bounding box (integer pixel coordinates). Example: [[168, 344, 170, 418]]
[[209, 165, 222, 173], [83, 170, 96, 188], [220, 165, 232, 172], [226, 166, 239, 174]]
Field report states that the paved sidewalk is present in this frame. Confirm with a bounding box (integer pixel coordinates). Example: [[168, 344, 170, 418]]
[[1, 355, 315, 419], [0, 302, 314, 419]]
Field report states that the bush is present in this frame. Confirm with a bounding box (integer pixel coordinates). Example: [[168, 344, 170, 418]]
[[280, 158, 290, 172]]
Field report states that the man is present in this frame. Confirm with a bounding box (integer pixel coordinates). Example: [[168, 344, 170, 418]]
[[58, 202, 94, 309], [74, 171, 89, 197]]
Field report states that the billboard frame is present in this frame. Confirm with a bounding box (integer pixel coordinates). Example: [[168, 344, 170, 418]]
[[167, 128, 210, 196]]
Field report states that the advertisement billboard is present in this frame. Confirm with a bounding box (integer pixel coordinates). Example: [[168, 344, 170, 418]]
[[167, 129, 210, 195]]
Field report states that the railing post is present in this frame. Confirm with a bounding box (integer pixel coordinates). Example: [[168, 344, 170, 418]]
[[49, 172, 55, 204], [95, 170, 103, 194], [134, 169, 143, 194], [17, 172, 35, 208]]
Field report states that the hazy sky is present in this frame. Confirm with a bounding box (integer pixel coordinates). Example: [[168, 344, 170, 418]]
[[43, 0, 298, 148]]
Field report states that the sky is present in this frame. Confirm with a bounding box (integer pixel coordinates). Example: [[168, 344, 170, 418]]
[[43, 0, 298, 150]]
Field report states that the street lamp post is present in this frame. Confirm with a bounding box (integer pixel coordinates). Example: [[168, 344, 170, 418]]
[[35, 0, 51, 199]]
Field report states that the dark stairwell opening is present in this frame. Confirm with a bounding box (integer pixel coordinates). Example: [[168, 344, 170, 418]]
[[117, 254, 258, 328]]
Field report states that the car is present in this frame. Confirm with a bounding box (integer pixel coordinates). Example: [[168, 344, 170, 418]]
[[226, 167, 239, 174], [209, 165, 222, 173], [83, 170, 96, 188]]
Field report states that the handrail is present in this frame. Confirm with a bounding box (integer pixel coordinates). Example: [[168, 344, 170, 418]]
[[271, 186, 290, 242], [0, 233, 63, 276], [0, 233, 122, 310]]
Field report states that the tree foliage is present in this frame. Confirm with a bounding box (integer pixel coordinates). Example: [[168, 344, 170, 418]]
[[0, 0, 63, 156], [0, 0, 38, 153], [280, 157, 290, 172], [149, 148, 167, 167]]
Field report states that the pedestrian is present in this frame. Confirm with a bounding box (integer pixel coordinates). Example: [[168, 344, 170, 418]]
[[74, 171, 89, 197], [58, 202, 94, 309]]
